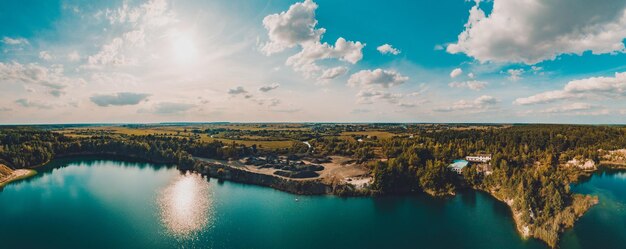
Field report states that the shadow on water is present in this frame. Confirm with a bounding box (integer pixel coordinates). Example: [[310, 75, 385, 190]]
[[2, 155, 176, 189], [459, 188, 478, 208]]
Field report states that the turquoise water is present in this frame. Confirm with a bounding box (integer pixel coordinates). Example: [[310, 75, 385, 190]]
[[0, 157, 623, 249]]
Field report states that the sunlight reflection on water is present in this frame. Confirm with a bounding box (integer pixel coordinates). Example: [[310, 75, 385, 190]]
[[159, 172, 212, 238]]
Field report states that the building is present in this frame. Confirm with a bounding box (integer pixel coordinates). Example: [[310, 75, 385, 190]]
[[448, 159, 469, 174], [465, 154, 492, 163]]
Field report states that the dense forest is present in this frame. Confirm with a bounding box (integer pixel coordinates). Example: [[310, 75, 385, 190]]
[[0, 128, 256, 170]]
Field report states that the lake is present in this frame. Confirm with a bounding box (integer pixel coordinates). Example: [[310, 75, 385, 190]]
[[0, 157, 624, 249]]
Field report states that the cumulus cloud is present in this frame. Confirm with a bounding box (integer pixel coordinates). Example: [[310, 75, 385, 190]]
[[39, 51, 53, 61], [0, 62, 81, 96], [68, 51, 81, 62], [356, 89, 405, 106], [448, 80, 487, 91], [87, 37, 127, 66], [90, 92, 150, 107], [259, 83, 280, 92], [514, 90, 577, 105], [15, 98, 52, 109], [507, 69, 524, 81], [357, 89, 398, 104], [377, 44, 401, 55], [515, 72, 626, 105], [285, 37, 364, 77], [2, 37, 29, 45], [434, 95, 498, 112], [261, 0, 324, 54], [87, 0, 175, 67], [450, 68, 463, 78], [261, 0, 365, 78], [447, 0, 626, 64], [348, 69, 408, 88], [319, 66, 348, 80], [104, 0, 176, 27]]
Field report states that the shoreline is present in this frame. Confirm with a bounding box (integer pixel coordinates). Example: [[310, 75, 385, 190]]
[[0, 169, 37, 188], [2, 154, 619, 248]]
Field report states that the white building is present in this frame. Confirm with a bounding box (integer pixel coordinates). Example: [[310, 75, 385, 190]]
[[465, 154, 492, 163]]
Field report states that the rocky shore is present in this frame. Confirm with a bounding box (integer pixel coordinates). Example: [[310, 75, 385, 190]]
[[192, 160, 357, 195]]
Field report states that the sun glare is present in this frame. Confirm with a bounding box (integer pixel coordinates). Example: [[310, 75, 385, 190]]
[[171, 33, 198, 63], [159, 172, 212, 237]]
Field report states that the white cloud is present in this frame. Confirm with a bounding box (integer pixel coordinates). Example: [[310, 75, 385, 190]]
[[377, 44, 401, 55], [262, 0, 365, 78], [319, 66, 347, 80], [515, 72, 626, 105], [39, 51, 53, 61], [447, 0, 626, 64], [348, 69, 408, 88], [468, 72, 475, 79], [87, 37, 127, 66], [90, 92, 150, 107], [105, 0, 175, 27], [68, 51, 81, 62], [0, 62, 82, 95], [356, 88, 405, 106], [261, 0, 324, 54], [450, 68, 463, 78], [2, 37, 29, 45], [448, 80, 487, 91], [285, 37, 364, 77], [434, 95, 498, 112], [259, 83, 280, 92], [514, 90, 576, 105], [123, 29, 146, 47], [541, 102, 594, 113], [507, 69, 524, 81], [87, 0, 176, 67]]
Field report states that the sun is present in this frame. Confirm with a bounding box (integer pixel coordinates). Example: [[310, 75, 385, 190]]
[[171, 33, 197, 63]]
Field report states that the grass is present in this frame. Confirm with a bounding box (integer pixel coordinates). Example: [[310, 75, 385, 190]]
[[55, 125, 298, 149], [341, 131, 397, 139], [199, 135, 295, 148]]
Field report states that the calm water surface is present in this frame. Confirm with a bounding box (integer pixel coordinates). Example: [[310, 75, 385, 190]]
[[0, 157, 624, 249]]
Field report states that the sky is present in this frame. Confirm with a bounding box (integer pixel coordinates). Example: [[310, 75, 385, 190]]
[[1, 0, 626, 124]]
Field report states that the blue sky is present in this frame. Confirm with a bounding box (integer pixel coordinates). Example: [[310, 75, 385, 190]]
[[1, 0, 626, 124]]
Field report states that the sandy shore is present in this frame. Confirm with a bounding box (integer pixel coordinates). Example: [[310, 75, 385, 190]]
[[0, 169, 37, 187]]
